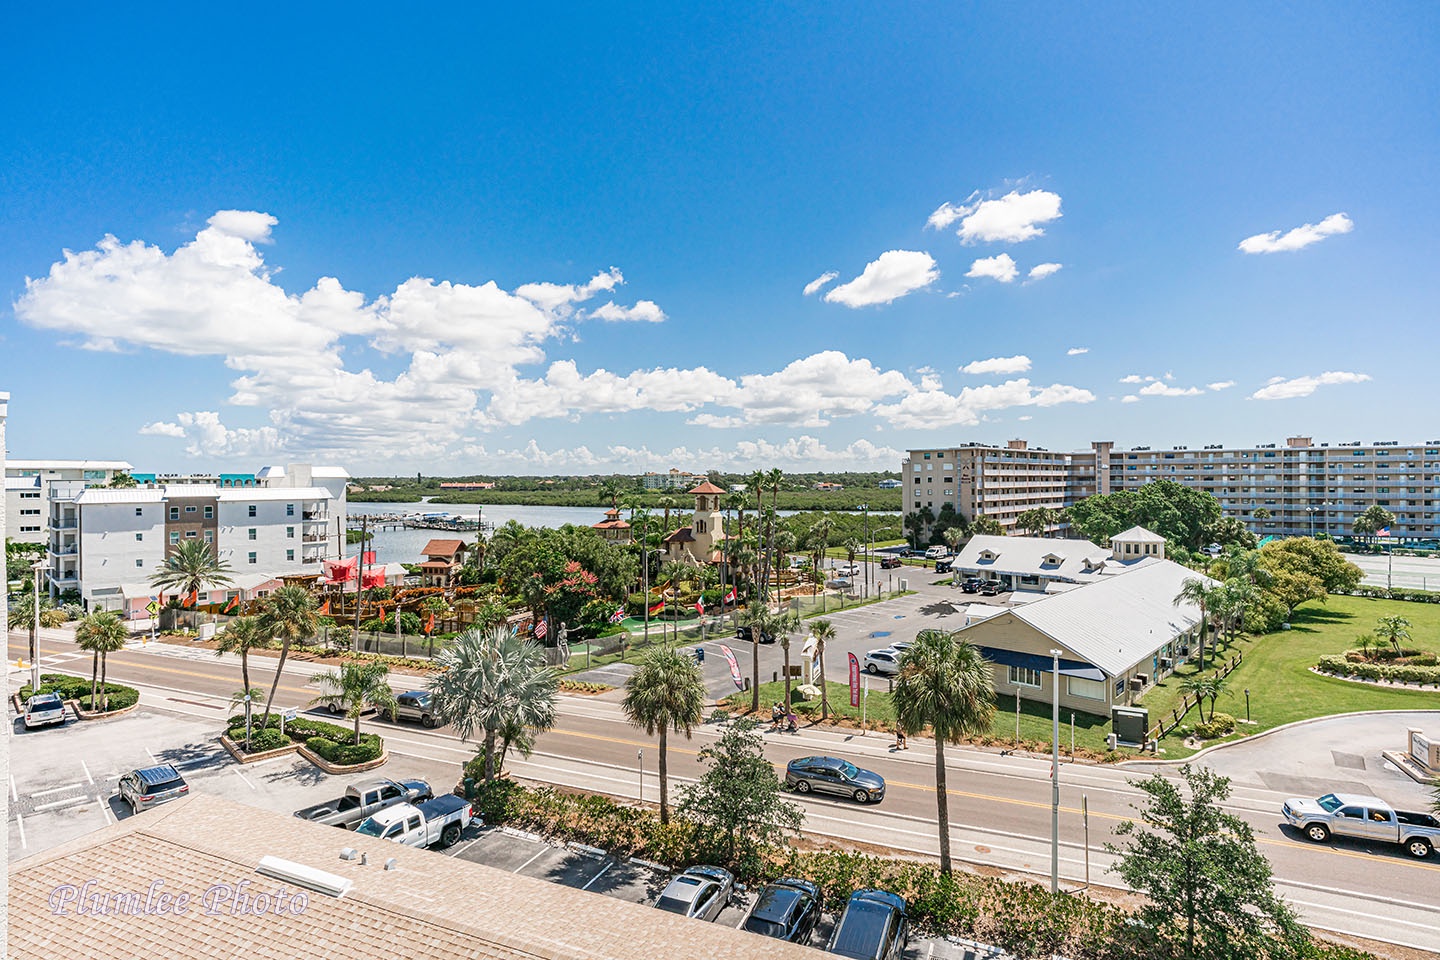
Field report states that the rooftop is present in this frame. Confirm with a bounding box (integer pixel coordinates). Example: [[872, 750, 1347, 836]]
[[6, 459, 134, 471], [953, 534, 1111, 583]]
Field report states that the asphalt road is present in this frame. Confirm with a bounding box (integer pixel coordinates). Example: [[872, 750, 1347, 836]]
[[10, 614, 1440, 953]]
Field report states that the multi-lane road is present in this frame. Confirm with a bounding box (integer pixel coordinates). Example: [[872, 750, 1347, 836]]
[[9, 622, 1440, 954]]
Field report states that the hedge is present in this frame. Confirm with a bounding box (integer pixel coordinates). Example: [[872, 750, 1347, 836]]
[[224, 712, 384, 759], [1316, 654, 1440, 687], [227, 728, 290, 753], [1335, 586, 1440, 604], [1193, 713, 1236, 740], [20, 675, 137, 713], [78, 687, 139, 712], [305, 734, 383, 765]]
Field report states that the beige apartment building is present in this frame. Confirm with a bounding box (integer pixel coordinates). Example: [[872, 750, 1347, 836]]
[[905, 435, 1440, 542]]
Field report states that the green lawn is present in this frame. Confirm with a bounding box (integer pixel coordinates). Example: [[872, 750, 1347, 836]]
[[1143, 594, 1440, 758]]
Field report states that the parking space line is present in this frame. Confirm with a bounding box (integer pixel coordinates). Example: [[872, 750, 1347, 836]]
[[175, 754, 223, 769], [96, 795, 113, 825], [9, 775, 17, 803], [80, 759, 94, 786], [231, 768, 257, 791], [514, 848, 550, 874], [449, 837, 483, 859], [14, 814, 26, 849], [581, 863, 613, 890], [34, 796, 87, 813], [31, 782, 84, 798], [145, 748, 159, 765]]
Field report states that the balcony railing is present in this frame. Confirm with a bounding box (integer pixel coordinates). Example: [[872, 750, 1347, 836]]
[[303, 512, 328, 521], [51, 519, 78, 530]]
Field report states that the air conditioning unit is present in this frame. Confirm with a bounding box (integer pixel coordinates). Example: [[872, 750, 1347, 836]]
[[1129, 675, 1147, 691], [1178, 645, 1190, 657], [1159, 658, 1173, 670]]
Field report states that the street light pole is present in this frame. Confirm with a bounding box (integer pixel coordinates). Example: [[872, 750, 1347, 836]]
[[1050, 648, 1062, 894], [637, 749, 644, 802], [32, 559, 47, 692], [859, 502, 870, 599]]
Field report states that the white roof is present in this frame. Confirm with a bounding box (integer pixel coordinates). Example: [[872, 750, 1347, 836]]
[[6, 459, 133, 471], [229, 572, 284, 591], [310, 466, 350, 479], [160, 483, 226, 499], [5, 476, 40, 490], [954, 534, 1111, 583], [72, 488, 167, 505], [964, 558, 1214, 676], [217, 486, 332, 501], [1112, 525, 1167, 543]]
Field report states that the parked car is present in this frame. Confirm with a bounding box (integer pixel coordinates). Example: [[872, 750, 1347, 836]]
[[879, 555, 903, 570], [885, 640, 912, 655], [924, 546, 949, 560], [742, 878, 823, 943], [23, 691, 68, 730], [735, 626, 776, 644], [118, 764, 189, 815], [862, 649, 900, 675], [654, 865, 736, 921], [785, 756, 886, 803], [1283, 793, 1440, 858], [979, 580, 1005, 596], [833, 562, 860, 577], [960, 577, 984, 593], [391, 690, 441, 728], [354, 795, 478, 848], [294, 777, 434, 829], [827, 889, 909, 959], [935, 558, 953, 573], [827, 577, 854, 590]]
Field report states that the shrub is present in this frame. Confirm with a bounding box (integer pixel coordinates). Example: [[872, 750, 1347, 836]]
[[1193, 713, 1235, 740], [238, 728, 291, 753], [1317, 654, 1440, 687], [558, 679, 613, 694], [305, 733, 383, 766]]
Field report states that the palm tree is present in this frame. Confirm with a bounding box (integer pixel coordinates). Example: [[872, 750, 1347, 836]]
[[657, 495, 679, 533], [942, 526, 967, 555], [311, 661, 397, 745], [215, 616, 272, 749], [1204, 674, 1231, 721], [1354, 505, 1396, 544], [843, 537, 863, 566], [621, 648, 706, 823], [774, 609, 802, 708], [1179, 675, 1213, 720], [73, 611, 129, 711], [892, 629, 996, 874], [597, 478, 623, 510], [428, 625, 558, 781], [1174, 578, 1216, 670], [8, 601, 37, 677], [257, 584, 319, 725], [971, 515, 1004, 537], [1375, 615, 1412, 655], [809, 619, 836, 720], [741, 602, 791, 714], [747, 470, 770, 592], [149, 539, 234, 607]]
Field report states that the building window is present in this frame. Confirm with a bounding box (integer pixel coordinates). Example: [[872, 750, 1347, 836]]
[[169, 507, 179, 520], [185, 531, 197, 538], [286, 503, 295, 516], [248, 528, 257, 540], [136, 559, 144, 568], [1008, 665, 1041, 688], [248, 505, 257, 517], [135, 533, 143, 541], [170, 532, 180, 545], [248, 552, 257, 564], [286, 526, 295, 538], [135, 507, 143, 516], [204, 530, 213, 543], [204, 505, 213, 519], [185, 505, 198, 513], [286, 549, 295, 561], [1068, 676, 1105, 700]]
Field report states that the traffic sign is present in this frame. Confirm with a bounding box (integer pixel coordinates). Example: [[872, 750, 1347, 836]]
[[146, 601, 160, 615]]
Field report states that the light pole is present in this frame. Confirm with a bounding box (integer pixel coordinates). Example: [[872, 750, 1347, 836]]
[[31, 558, 47, 692], [1050, 648, 1062, 894], [637, 749, 644, 802], [859, 502, 870, 599]]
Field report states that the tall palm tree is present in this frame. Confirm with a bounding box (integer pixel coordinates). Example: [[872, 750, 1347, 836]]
[[149, 539, 234, 606], [747, 470, 769, 593], [1174, 578, 1216, 670], [597, 478, 623, 510], [258, 585, 319, 725], [942, 526, 967, 555], [741, 602, 791, 714], [892, 629, 996, 874], [773, 609, 802, 708], [74, 611, 129, 711], [903, 511, 924, 551], [621, 648, 706, 823], [809, 619, 836, 720], [971, 515, 1004, 537], [1375, 615, 1412, 655], [657, 495, 678, 533], [215, 616, 272, 749], [428, 625, 558, 781], [311, 660, 397, 745]]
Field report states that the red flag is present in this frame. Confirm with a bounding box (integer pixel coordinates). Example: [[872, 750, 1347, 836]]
[[222, 595, 239, 613], [186, 590, 198, 608], [425, 612, 435, 634], [534, 619, 548, 639], [361, 551, 377, 566], [723, 588, 736, 605], [647, 600, 665, 617], [319, 600, 331, 615]]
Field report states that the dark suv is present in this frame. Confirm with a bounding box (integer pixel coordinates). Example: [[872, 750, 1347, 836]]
[[980, 579, 1005, 596], [879, 555, 902, 569], [827, 889, 908, 959], [935, 558, 953, 573], [118, 764, 189, 815], [742, 878, 822, 943]]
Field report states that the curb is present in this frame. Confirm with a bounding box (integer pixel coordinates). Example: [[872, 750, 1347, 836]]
[[218, 733, 303, 765], [298, 744, 389, 774], [73, 698, 141, 721], [1120, 708, 1440, 767]]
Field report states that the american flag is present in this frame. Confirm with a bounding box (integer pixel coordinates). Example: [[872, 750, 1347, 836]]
[[534, 619, 548, 639]]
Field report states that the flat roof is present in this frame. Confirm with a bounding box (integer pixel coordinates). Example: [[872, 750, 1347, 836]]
[[6, 459, 134, 471]]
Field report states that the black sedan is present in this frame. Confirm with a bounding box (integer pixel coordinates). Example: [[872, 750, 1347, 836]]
[[785, 756, 886, 804], [741, 878, 823, 943]]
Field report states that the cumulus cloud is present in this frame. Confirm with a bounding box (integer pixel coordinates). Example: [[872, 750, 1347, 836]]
[[732, 352, 916, 426], [1207, 381, 1236, 391], [1250, 371, 1371, 400], [1120, 395, 1140, 404], [1138, 381, 1204, 398], [139, 411, 283, 457], [961, 355, 1031, 376], [515, 267, 623, 312], [1027, 262, 1063, 281], [873, 378, 1094, 429], [1066, 346, 1089, 355], [803, 271, 838, 296], [139, 420, 187, 438], [931, 189, 1063, 244], [965, 253, 1019, 283], [589, 300, 666, 323], [1238, 213, 1353, 254], [824, 251, 938, 307], [465, 436, 903, 471]]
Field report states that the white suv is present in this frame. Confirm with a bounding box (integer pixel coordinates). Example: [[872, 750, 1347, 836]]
[[863, 649, 901, 675]]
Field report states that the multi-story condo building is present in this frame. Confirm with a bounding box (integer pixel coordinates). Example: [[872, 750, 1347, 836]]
[[905, 435, 1440, 542], [47, 463, 350, 614], [5, 459, 135, 543], [640, 469, 709, 491]]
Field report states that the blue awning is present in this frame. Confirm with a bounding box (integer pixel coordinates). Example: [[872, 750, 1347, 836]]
[[977, 646, 1106, 681]]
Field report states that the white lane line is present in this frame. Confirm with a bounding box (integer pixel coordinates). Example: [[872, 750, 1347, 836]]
[[80, 759, 94, 786], [9, 775, 17, 803], [31, 782, 84, 798], [34, 796, 87, 813], [145, 748, 159, 765], [231, 768, 257, 791], [449, 837, 484, 859], [96, 796, 113, 825], [14, 814, 26, 849], [581, 862, 613, 890], [1286, 897, 1438, 932], [514, 848, 550, 874]]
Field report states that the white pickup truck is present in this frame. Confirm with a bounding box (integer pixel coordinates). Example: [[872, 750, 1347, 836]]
[[355, 795, 478, 849], [1282, 792, 1440, 858]]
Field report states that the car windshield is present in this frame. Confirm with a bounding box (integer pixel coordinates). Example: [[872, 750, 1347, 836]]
[[1317, 794, 1343, 813], [354, 819, 385, 837], [143, 779, 185, 795], [839, 761, 860, 779], [743, 917, 787, 938], [655, 896, 690, 915]]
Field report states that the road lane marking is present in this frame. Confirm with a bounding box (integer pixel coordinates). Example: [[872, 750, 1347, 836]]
[[1286, 897, 1438, 932], [31, 782, 84, 798], [9, 775, 17, 802], [145, 749, 159, 765], [80, 759, 94, 786], [14, 814, 26, 849], [34, 796, 87, 813], [232, 768, 257, 791]]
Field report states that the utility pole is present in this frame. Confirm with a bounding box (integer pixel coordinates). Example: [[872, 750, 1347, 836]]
[[1050, 648, 1062, 894], [32, 559, 46, 692], [860, 502, 870, 599]]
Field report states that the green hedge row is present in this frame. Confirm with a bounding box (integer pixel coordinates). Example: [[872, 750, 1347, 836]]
[[1317, 654, 1440, 686], [1335, 586, 1440, 604], [78, 687, 139, 711], [19, 674, 137, 713], [1193, 712, 1236, 740], [305, 734, 383, 765], [224, 712, 383, 760]]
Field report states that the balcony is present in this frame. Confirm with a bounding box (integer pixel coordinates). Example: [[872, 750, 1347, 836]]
[[51, 519, 78, 530], [302, 511, 328, 521]]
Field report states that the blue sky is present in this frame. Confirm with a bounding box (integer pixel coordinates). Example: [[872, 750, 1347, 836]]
[[2, 4, 1436, 475]]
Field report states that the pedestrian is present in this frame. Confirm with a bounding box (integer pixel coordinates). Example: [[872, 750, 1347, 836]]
[[894, 727, 907, 750]]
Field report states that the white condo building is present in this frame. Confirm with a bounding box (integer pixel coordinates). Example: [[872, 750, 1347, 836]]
[[5, 459, 135, 543]]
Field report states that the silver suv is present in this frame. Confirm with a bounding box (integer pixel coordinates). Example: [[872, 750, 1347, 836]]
[[118, 764, 189, 814], [391, 690, 440, 728]]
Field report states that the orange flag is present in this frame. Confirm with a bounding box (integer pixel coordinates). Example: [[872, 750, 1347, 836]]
[[186, 590, 198, 608], [319, 600, 331, 615], [425, 612, 436, 634]]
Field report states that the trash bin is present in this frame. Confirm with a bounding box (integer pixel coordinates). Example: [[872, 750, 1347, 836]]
[[464, 777, 476, 800], [695, 646, 706, 664]]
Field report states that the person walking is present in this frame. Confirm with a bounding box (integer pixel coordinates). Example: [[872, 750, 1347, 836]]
[[894, 727, 907, 750]]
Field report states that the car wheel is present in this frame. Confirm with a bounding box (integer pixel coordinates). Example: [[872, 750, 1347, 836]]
[[865, 663, 877, 674], [852, 788, 870, 803], [1304, 824, 1330, 843], [440, 823, 462, 847], [421, 715, 436, 728], [128, 797, 139, 816], [1407, 837, 1432, 859], [794, 780, 811, 794], [328, 702, 341, 715]]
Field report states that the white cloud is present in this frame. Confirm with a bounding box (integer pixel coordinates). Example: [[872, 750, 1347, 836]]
[[873, 378, 1094, 429], [1207, 381, 1236, 391], [1066, 346, 1089, 355], [686, 414, 746, 429], [515, 267, 623, 312], [1119, 374, 1151, 384], [1138, 381, 1204, 398], [732, 352, 916, 426], [936, 189, 1063, 244], [1017, 415, 1033, 421], [141, 411, 284, 457], [960, 355, 1031, 376], [803, 271, 838, 296], [589, 300, 666, 323], [1027, 262, 1063, 281], [1121, 395, 1140, 404], [207, 210, 279, 242], [824, 250, 938, 307], [467, 436, 904, 471], [965, 253, 1019, 283], [1238, 213, 1353, 254], [138, 420, 186, 438], [1249, 370, 1371, 400]]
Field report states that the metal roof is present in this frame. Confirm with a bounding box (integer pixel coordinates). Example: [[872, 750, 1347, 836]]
[[1112, 525, 1168, 543], [217, 486, 333, 501], [72, 488, 167, 504], [953, 534, 1111, 583]]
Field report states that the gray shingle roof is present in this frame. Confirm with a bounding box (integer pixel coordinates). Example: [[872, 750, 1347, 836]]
[[953, 534, 1111, 583]]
